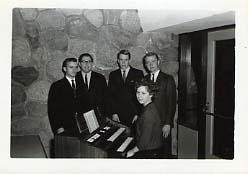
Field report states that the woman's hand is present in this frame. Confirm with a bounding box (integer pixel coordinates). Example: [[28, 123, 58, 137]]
[[127, 150, 135, 158], [56, 127, 64, 134], [162, 125, 171, 138], [126, 146, 139, 158], [112, 114, 120, 122], [132, 115, 138, 124]]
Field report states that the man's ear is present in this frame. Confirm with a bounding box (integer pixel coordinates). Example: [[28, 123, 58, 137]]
[[63, 67, 66, 72], [78, 62, 81, 68], [116, 60, 120, 66]]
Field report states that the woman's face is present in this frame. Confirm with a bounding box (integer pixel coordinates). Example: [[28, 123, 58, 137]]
[[136, 86, 152, 106]]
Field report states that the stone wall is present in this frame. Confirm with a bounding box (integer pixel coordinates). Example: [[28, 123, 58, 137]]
[[11, 8, 179, 157]]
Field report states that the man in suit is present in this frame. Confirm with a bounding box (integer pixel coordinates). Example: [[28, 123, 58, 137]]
[[48, 58, 79, 137], [108, 49, 144, 129], [143, 52, 177, 158], [76, 53, 108, 123]]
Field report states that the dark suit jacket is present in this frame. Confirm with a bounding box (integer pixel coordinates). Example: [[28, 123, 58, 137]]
[[145, 71, 177, 127], [108, 66, 144, 127], [76, 71, 108, 121], [136, 103, 163, 151], [48, 77, 79, 136]]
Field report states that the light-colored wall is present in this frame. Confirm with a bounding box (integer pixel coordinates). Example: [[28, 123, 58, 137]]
[[11, 8, 179, 157]]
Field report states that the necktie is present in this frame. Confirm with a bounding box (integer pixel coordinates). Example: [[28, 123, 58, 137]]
[[122, 70, 126, 82], [85, 74, 88, 89], [151, 73, 155, 82], [71, 80, 76, 89], [71, 80, 76, 98]]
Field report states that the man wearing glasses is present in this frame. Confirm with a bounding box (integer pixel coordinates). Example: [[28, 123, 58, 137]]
[[76, 53, 108, 121]]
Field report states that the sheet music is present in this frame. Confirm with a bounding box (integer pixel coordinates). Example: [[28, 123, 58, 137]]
[[117, 137, 134, 152], [87, 133, 101, 143], [83, 110, 99, 133], [107, 127, 125, 142]]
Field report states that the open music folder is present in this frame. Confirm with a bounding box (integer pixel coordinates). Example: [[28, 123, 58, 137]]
[[75, 109, 100, 134], [83, 110, 100, 133]]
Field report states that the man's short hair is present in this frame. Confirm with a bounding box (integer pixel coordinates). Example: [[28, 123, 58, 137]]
[[62, 57, 77, 73], [143, 52, 159, 61], [78, 53, 94, 62], [117, 49, 131, 60]]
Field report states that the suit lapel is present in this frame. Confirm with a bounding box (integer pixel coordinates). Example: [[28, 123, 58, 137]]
[[156, 71, 162, 84], [63, 77, 71, 88], [125, 67, 133, 83], [146, 71, 161, 83], [118, 69, 125, 85], [63, 77, 74, 95], [76, 72, 84, 85], [78, 72, 89, 89], [88, 71, 94, 90], [76, 72, 88, 94]]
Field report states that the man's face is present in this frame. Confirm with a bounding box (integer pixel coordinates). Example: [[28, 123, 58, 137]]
[[79, 56, 93, 73], [144, 55, 160, 73], [63, 61, 78, 78], [117, 54, 130, 70]]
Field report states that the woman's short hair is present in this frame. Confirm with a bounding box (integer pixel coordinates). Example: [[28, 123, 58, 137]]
[[135, 78, 159, 100]]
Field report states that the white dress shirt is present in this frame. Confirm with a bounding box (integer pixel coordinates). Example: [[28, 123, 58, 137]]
[[65, 76, 76, 88], [121, 66, 130, 79], [151, 70, 160, 82], [81, 71, 92, 87]]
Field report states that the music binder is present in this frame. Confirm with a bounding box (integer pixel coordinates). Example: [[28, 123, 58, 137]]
[[75, 109, 100, 134], [75, 112, 88, 134], [83, 110, 100, 133]]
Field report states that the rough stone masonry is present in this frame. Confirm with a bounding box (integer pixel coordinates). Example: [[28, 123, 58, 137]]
[[11, 8, 179, 157]]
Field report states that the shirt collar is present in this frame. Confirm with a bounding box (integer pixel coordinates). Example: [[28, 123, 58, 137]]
[[65, 76, 76, 86], [81, 71, 92, 77], [65, 76, 75, 82], [121, 66, 130, 73], [152, 69, 160, 76], [151, 69, 160, 82]]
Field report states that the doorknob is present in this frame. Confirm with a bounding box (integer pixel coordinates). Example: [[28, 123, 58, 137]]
[[202, 102, 210, 112]]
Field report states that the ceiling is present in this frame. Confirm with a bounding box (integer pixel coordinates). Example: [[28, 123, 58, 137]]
[[138, 10, 235, 34]]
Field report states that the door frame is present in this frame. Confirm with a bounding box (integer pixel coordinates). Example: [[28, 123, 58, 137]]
[[205, 28, 235, 158], [178, 25, 235, 159]]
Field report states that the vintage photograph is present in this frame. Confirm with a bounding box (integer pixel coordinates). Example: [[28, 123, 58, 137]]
[[10, 8, 236, 160]]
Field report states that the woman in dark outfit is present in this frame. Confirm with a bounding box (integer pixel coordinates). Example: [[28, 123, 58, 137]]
[[127, 78, 163, 158]]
